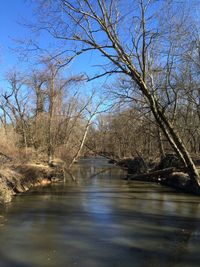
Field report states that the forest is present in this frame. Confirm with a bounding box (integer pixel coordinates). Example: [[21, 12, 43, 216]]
[[1, 0, 200, 202]]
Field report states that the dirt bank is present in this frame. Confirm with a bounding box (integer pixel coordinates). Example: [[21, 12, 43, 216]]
[[0, 163, 64, 204]]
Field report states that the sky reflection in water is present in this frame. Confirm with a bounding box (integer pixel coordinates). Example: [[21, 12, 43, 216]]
[[0, 157, 200, 267]]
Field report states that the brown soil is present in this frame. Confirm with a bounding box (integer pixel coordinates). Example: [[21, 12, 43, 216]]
[[0, 163, 64, 204]]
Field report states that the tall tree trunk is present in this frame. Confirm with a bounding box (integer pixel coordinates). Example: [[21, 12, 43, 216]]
[[47, 78, 55, 164], [136, 77, 200, 186]]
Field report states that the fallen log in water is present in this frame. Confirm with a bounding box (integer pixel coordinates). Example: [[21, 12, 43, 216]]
[[125, 167, 200, 195], [125, 167, 175, 182]]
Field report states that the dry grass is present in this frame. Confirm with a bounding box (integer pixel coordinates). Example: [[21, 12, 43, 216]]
[[0, 129, 65, 204], [0, 163, 64, 204], [0, 131, 17, 165], [0, 168, 20, 203], [0, 129, 45, 166], [15, 164, 53, 181], [0, 183, 12, 203]]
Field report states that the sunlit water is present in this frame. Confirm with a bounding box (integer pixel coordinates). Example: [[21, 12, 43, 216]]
[[0, 157, 200, 267]]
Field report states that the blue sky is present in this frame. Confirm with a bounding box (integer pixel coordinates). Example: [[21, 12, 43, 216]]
[[1, 0, 198, 96], [0, 0, 108, 94], [0, 1, 28, 75]]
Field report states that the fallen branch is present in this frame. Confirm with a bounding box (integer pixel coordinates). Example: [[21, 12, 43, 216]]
[[126, 167, 175, 182], [90, 167, 112, 179]]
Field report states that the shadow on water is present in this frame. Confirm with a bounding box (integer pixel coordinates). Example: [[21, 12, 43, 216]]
[[1, 157, 200, 266], [0, 251, 34, 267]]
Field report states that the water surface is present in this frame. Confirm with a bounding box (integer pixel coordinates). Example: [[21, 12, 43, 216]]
[[0, 157, 200, 267]]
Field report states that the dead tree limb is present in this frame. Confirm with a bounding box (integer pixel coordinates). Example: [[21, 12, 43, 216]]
[[126, 167, 175, 182]]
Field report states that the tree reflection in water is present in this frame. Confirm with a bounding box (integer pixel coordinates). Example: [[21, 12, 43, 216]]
[[0, 157, 200, 267]]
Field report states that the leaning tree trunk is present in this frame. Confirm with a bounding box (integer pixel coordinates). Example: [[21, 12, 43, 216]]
[[68, 122, 90, 169], [136, 77, 200, 187]]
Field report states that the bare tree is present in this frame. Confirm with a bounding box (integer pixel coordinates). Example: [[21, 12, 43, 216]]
[[30, 59, 85, 163], [22, 0, 200, 185], [68, 91, 106, 168], [2, 71, 31, 153]]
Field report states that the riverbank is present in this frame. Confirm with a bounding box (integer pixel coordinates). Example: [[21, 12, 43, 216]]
[[116, 155, 200, 195], [125, 169, 200, 195], [0, 163, 64, 204], [1, 155, 200, 205]]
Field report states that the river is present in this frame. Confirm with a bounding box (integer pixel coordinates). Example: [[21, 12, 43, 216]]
[[0, 157, 200, 267]]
